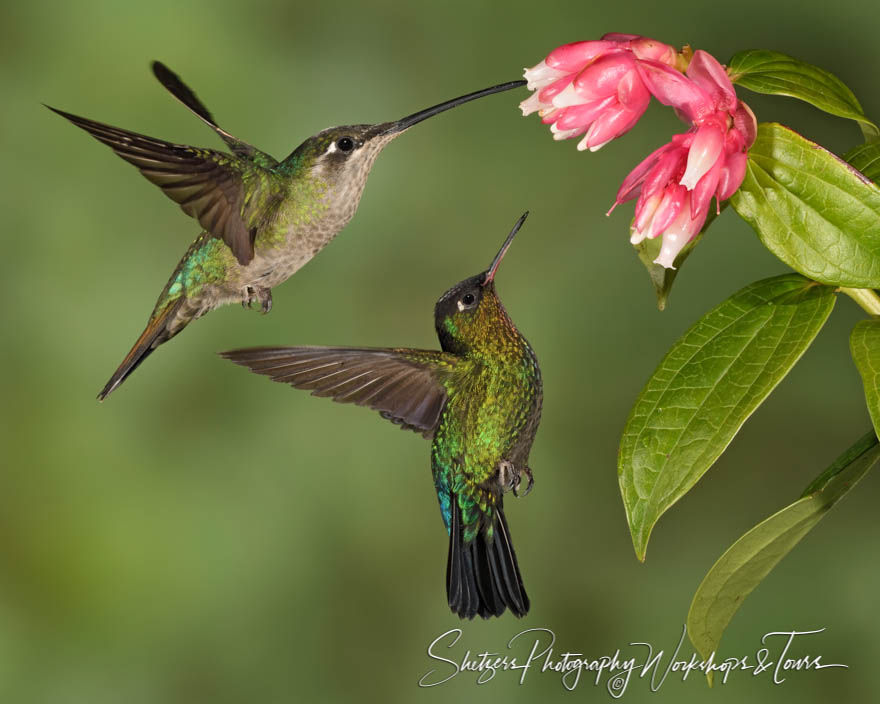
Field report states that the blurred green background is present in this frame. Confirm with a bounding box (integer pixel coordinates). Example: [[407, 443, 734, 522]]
[[3, 0, 880, 701]]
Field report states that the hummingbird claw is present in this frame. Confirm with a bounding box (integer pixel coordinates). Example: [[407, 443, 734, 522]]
[[499, 460, 534, 497], [498, 461, 516, 493], [243, 286, 273, 314], [513, 466, 534, 498]]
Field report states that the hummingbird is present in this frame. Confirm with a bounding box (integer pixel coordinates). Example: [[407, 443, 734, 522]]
[[221, 212, 542, 619], [47, 62, 525, 400]]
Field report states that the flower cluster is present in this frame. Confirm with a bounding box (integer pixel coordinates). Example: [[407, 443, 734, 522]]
[[521, 35, 756, 268]]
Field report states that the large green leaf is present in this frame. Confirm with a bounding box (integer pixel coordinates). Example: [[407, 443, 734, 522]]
[[846, 142, 880, 184], [619, 275, 836, 560], [727, 49, 879, 141], [850, 319, 880, 438], [687, 431, 880, 681], [731, 123, 880, 288]]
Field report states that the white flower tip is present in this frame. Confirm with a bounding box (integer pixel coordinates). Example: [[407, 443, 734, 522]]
[[551, 83, 582, 108], [589, 140, 610, 152], [518, 93, 543, 116], [679, 174, 699, 190], [630, 229, 647, 244], [653, 255, 677, 270], [551, 123, 581, 141], [524, 61, 566, 90], [653, 231, 686, 268]]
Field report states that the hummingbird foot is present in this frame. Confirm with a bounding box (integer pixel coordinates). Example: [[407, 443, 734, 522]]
[[498, 460, 516, 493], [513, 466, 534, 498], [242, 286, 273, 314], [498, 461, 534, 497]]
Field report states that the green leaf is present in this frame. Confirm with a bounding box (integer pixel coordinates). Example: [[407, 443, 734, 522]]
[[618, 274, 836, 560], [634, 208, 722, 311], [731, 123, 880, 288], [850, 319, 880, 438], [687, 431, 880, 682], [728, 49, 879, 141], [846, 142, 880, 184]]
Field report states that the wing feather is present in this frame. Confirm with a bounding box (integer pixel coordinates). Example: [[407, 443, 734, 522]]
[[220, 346, 458, 436], [47, 105, 282, 265]]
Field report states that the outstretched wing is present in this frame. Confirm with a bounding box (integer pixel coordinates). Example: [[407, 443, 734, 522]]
[[47, 105, 282, 265], [221, 346, 459, 436], [151, 61, 278, 168]]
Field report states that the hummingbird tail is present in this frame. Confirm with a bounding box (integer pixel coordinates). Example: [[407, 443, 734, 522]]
[[446, 498, 529, 619], [97, 299, 185, 401]]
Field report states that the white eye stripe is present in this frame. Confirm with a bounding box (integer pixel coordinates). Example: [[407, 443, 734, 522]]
[[326, 142, 338, 154]]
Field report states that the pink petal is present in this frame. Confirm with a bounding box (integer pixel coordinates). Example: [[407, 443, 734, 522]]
[[717, 151, 748, 200], [579, 102, 642, 151], [680, 122, 724, 190], [538, 74, 575, 104], [551, 96, 615, 131], [686, 50, 737, 112], [646, 184, 687, 239], [616, 141, 677, 203], [629, 37, 677, 65], [642, 144, 688, 199], [568, 51, 636, 102], [724, 125, 746, 153], [636, 59, 713, 124], [617, 67, 650, 110], [540, 107, 562, 124], [633, 191, 663, 235], [545, 40, 619, 72], [601, 32, 640, 42], [691, 155, 722, 220], [732, 101, 758, 148]]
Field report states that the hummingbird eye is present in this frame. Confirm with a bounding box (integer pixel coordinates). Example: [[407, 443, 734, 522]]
[[457, 292, 477, 311], [336, 137, 355, 152]]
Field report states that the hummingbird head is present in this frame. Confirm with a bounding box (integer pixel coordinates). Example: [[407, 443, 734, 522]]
[[434, 212, 529, 356], [281, 80, 526, 231]]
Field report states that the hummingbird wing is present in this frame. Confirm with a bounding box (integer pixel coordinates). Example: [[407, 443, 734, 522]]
[[151, 61, 278, 167], [46, 106, 282, 266], [220, 346, 458, 436]]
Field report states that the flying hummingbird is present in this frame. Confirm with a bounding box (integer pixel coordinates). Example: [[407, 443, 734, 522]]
[[221, 212, 541, 619], [48, 62, 525, 400]]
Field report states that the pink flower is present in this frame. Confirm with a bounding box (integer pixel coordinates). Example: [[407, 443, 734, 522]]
[[611, 50, 757, 268], [523, 37, 757, 270], [520, 34, 679, 151]]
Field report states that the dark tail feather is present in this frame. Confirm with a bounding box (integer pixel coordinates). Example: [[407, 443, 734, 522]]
[[97, 299, 184, 401], [446, 498, 529, 619], [151, 61, 221, 129]]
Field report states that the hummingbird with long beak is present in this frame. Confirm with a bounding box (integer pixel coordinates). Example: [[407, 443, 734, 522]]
[[221, 213, 541, 619], [48, 62, 525, 399]]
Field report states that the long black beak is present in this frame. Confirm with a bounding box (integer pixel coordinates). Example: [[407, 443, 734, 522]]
[[484, 211, 529, 286], [383, 79, 526, 135]]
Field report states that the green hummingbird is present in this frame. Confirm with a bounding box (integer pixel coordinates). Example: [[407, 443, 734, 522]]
[[47, 62, 525, 400], [221, 212, 541, 619]]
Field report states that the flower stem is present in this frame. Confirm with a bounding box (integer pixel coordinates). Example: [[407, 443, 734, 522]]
[[841, 287, 880, 316]]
